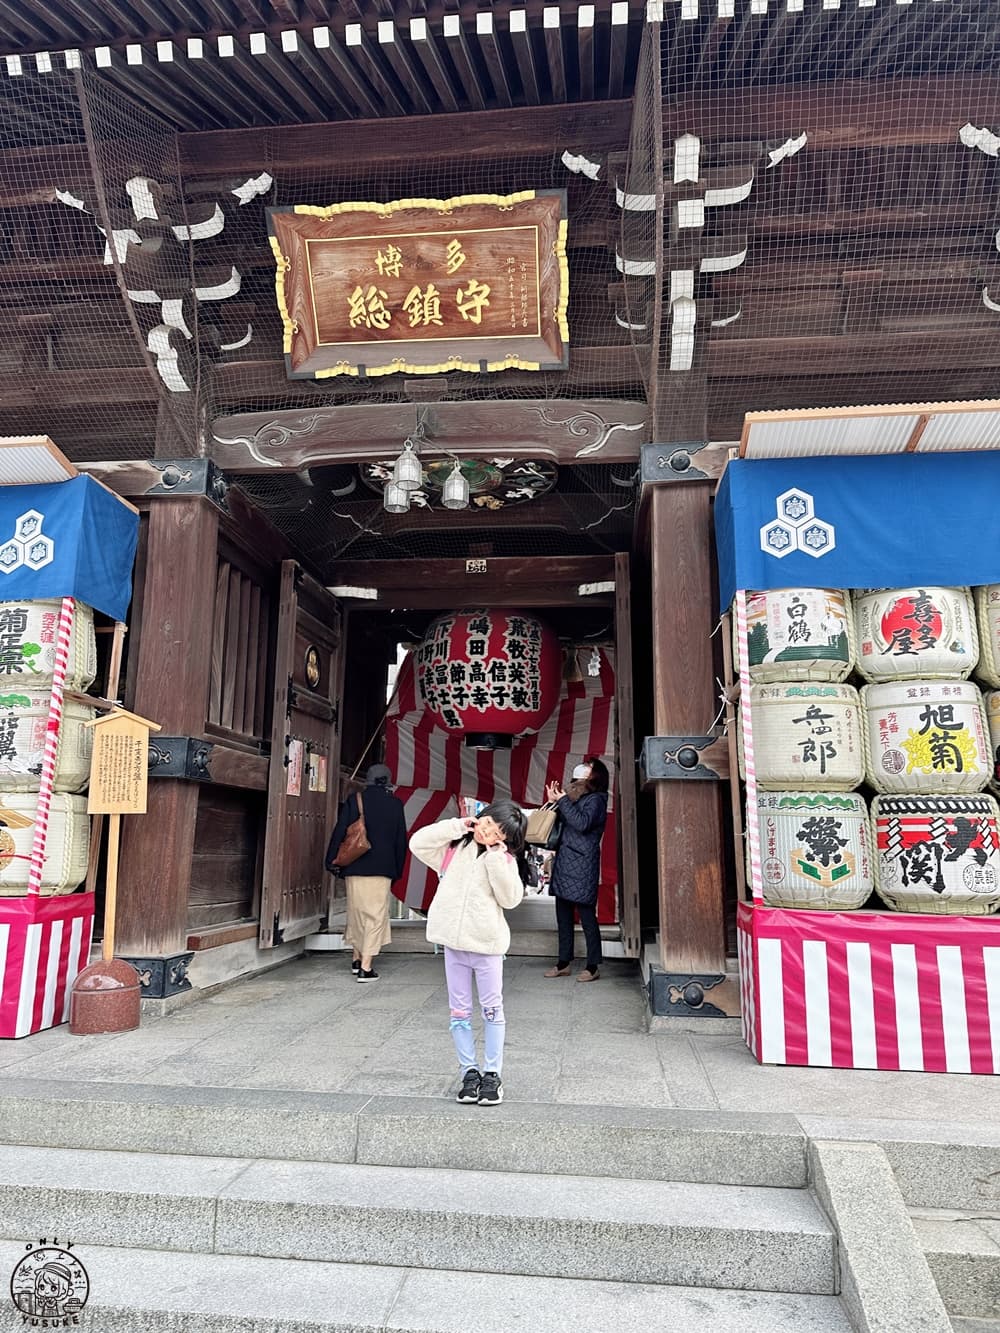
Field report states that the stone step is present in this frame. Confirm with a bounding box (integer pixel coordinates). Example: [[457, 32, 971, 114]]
[[0, 1241, 852, 1333], [0, 1078, 808, 1187], [912, 1209, 1000, 1320], [800, 1115, 1000, 1210], [0, 1144, 838, 1295]]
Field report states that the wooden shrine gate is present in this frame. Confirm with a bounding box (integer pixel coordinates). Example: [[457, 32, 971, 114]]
[[260, 562, 344, 948]]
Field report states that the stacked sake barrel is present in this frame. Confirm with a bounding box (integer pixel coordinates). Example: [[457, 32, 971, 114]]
[[739, 588, 874, 911], [858, 587, 1000, 916], [0, 599, 96, 896]]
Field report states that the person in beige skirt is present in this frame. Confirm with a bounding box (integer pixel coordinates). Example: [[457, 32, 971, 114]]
[[326, 763, 408, 981]]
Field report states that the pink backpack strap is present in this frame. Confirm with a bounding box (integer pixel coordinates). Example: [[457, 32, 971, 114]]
[[441, 844, 457, 875]]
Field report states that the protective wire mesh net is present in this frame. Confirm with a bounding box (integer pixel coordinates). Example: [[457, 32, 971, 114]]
[[0, 3, 999, 570]]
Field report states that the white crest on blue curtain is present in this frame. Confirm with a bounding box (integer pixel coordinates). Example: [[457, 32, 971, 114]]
[[0, 510, 54, 574], [759, 489, 836, 560]]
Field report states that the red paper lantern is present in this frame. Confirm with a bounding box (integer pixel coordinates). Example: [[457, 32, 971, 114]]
[[416, 610, 562, 747]]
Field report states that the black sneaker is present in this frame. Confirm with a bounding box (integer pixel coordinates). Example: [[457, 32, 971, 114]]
[[356, 968, 379, 983], [478, 1071, 503, 1105], [457, 1069, 481, 1103], [351, 960, 361, 975]]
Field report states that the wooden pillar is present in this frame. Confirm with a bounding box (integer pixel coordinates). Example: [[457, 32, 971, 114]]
[[116, 496, 220, 955], [649, 479, 726, 973]]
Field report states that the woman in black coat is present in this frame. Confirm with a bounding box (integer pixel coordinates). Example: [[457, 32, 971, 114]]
[[325, 763, 407, 982], [543, 757, 609, 983]]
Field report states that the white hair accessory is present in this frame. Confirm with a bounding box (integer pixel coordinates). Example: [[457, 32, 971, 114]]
[[572, 763, 592, 780]]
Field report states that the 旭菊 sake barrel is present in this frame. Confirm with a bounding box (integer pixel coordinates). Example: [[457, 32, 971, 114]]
[[0, 600, 96, 691], [754, 791, 873, 910], [742, 683, 864, 791], [0, 690, 95, 792], [0, 793, 90, 896], [872, 793, 1000, 915], [862, 680, 990, 794], [740, 588, 854, 683], [854, 586, 978, 682]]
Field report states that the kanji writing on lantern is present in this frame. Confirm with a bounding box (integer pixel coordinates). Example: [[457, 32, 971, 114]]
[[375, 244, 403, 277], [456, 279, 491, 324], [403, 283, 443, 329], [348, 285, 392, 330], [446, 238, 467, 274]]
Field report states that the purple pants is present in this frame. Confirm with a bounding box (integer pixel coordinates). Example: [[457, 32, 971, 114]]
[[444, 947, 506, 1075]]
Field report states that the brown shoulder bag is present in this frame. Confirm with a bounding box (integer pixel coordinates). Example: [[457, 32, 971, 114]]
[[330, 792, 371, 868]]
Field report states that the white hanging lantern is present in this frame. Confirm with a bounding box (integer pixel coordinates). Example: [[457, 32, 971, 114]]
[[441, 462, 470, 510], [393, 439, 422, 491], [383, 481, 410, 514]]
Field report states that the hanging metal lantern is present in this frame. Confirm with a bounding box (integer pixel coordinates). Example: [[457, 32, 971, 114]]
[[383, 481, 411, 514], [416, 610, 562, 747], [393, 439, 422, 491], [441, 462, 470, 510]]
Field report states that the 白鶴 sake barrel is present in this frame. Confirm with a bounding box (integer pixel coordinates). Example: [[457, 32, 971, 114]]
[[872, 793, 1000, 915], [854, 587, 978, 682], [0, 600, 96, 690], [0, 793, 90, 896], [742, 683, 863, 790], [862, 680, 990, 794], [0, 690, 95, 792], [974, 586, 1000, 688], [740, 588, 853, 683], [755, 791, 873, 910]]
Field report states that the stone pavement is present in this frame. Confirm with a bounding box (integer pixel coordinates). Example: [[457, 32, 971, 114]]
[[1, 951, 998, 1125]]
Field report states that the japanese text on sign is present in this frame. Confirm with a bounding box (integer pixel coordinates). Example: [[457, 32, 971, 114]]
[[88, 729, 149, 814]]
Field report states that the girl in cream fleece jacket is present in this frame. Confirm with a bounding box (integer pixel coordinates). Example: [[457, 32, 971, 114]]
[[409, 800, 527, 1105]]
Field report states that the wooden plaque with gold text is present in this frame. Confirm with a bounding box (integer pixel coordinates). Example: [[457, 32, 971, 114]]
[[268, 191, 568, 379]]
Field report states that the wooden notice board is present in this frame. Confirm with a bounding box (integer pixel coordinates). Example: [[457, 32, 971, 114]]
[[86, 709, 160, 815], [268, 190, 568, 379]]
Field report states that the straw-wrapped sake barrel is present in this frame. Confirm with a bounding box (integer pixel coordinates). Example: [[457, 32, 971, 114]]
[[861, 680, 990, 794], [0, 599, 96, 690], [854, 587, 978, 682], [0, 793, 90, 896], [754, 791, 873, 910], [985, 691, 1000, 795], [974, 586, 1000, 689], [872, 793, 1000, 915], [0, 690, 95, 792], [742, 683, 863, 791], [739, 588, 854, 683]]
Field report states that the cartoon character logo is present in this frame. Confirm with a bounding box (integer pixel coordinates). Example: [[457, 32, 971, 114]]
[[9, 1243, 89, 1325]]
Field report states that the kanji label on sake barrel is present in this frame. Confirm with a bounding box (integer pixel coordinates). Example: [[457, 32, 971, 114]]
[[85, 709, 160, 815]]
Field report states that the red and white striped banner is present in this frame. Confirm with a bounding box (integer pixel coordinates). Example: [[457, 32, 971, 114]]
[[738, 901, 1000, 1074], [386, 647, 618, 918], [0, 892, 94, 1038]]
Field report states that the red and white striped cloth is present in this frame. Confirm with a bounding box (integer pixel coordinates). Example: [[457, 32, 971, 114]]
[[385, 647, 619, 919], [0, 892, 94, 1038], [738, 901, 1000, 1074]]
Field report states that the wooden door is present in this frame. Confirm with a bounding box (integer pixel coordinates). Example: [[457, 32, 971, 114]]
[[614, 552, 641, 958], [260, 562, 344, 947]]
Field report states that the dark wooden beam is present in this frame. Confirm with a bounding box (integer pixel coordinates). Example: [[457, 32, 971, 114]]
[[210, 399, 648, 470], [330, 555, 616, 608], [173, 75, 1000, 181]]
